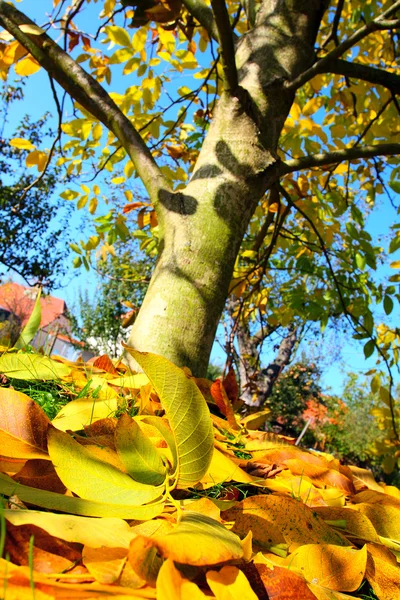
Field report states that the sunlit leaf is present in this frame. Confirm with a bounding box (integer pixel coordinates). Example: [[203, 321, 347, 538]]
[[0, 352, 71, 380], [115, 414, 167, 485], [123, 349, 214, 488], [47, 427, 164, 505], [0, 388, 49, 460], [14, 288, 41, 349]]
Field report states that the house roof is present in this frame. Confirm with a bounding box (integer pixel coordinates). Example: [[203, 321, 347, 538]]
[[0, 282, 67, 329]]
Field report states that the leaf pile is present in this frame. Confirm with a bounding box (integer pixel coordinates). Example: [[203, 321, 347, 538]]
[[0, 348, 399, 599]]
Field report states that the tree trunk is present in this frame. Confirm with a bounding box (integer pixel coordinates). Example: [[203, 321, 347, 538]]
[[127, 1, 327, 375]]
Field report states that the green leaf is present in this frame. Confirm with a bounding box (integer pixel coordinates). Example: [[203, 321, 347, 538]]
[[115, 414, 167, 485], [389, 235, 400, 254], [383, 295, 394, 315], [14, 288, 41, 349], [355, 253, 366, 271], [123, 349, 214, 489], [47, 427, 164, 506], [363, 339, 375, 359], [142, 416, 178, 475], [389, 180, 400, 194], [0, 352, 71, 380], [0, 473, 163, 519]]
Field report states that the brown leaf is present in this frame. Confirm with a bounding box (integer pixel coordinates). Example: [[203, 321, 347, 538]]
[[251, 562, 318, 599], [92, 355, 119, 375], [5, 522, 82, 574], [13, 459, 66, 494]]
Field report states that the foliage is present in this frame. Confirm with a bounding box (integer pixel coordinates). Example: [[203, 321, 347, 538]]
[[0, 0, 399, 380], [266, 361, 323, 438], [0, 84, 72, 288], [71, 244, 151, 357], [0, 346, 399, 598]]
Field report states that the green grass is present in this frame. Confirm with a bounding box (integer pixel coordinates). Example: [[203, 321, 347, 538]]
[[3, 379, 73, 420]]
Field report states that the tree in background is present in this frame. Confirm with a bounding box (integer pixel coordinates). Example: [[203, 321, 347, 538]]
[[71, 243, 151, 357], [0, 84, 72, 288]]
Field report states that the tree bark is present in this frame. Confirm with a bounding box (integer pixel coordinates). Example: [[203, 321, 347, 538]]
[[126, 0, 328, 375]]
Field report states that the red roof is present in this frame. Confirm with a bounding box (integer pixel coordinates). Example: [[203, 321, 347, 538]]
[[0, 282, 66, 328]]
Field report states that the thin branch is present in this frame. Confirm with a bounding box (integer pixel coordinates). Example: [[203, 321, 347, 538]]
[[280, 143, 400, 176], [17, 75, 62, 204], [280, 184, 399, 441], [0, 1, 170, 199], [287, 0, 400, 92], [321, 0, 345, 48], [210, 0, 238, 93], [62, 0, 85, 51], [181, 0, 219, 42], [326, 58, 400, 95]]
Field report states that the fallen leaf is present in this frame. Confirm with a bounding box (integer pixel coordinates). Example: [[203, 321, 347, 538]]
[[206, 565, 258, 599], [222, 496, 349, 553], [83, 546, 127, 584], [282, 544, 367, 591], [47, 426, 164, 506], [156, 558, 209, 599], [0, 388, 50, 460]]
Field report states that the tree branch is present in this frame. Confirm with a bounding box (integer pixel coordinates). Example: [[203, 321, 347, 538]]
[[210, 0, 238, 92], [280, 143, 400, 175], [287, 0, 400, 92], [326, 58, 400, 95], [0, 1, 170, 199], [181, 0, 219, 42]]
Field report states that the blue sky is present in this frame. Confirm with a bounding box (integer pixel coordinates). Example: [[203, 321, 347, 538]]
[[2, 0, 399, 395]]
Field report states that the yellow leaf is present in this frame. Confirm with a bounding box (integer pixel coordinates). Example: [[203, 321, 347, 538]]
[[92, 122, 103, 140], [25, 149, 48, 171], [14, 55, 41, 76], [4, 509, 136, 548], [134, 512, 244, 566], [206, 566, 258, 600], [9, 137, 35, 150], [47, 426, 164, 505], [156, 558, 209, 599], [83, 547, 127, 584], [198, 447, 254, 488], [333, 163, 348, 175], [105, 25, 132, 47], [18, 24, 45, 35], [282, 544, 367, 592], [290, 101, 301, 121], [124, 349, 214, 489], [390, 260, 400, 268]]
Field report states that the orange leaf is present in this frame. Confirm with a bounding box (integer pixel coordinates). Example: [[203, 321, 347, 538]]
[[93, 354, 119, 375], [251, 562, 318, 599], [210, 379, 239, 430], [0, 388, 50, 460]]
